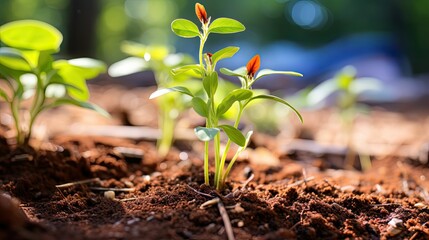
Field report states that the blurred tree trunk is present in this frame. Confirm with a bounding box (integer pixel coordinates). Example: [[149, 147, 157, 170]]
[[67, 0, 99, 58]]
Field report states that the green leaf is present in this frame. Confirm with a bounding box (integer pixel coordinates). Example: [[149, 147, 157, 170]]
[[171, 19, 200, 38], [0, 47, 32, 71], [121, 41, 170, 60], [208, 18, 245, 34], [217, 89, 252, 116], [255, 69, 303, 81], [149, 86, 194, 99], [192, 97, 208, 117], [68, 58, 106, 79], [108, 57, 148, 77], [211, 46, 239, 68], [53, 61, 89, 101], [218, 125, 245, 147], [350, 77, 382, 95], [0, 20, 62, 52], [203, 71, 218, 97], [194, 126, 219, 141], [172, 64, 203, 76], [306, 79, 338, 105], [46, 98, 110, 118], [244, 94, 303, 123], [220, 67, 246, 78], [239, 130, 253, 151]]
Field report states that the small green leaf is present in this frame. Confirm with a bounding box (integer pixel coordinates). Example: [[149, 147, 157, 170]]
[[0, 20, 62, 52], [217, 89, 252, 116], [171, 19, 200, 38], [192, 97, 208, 117], [47, 98, 110, 118], [306, 79, 337, 105], [68, 58, 106, 79], [255, 69, 303, 81], [0, 47, 32, 71], [350, 77, 382, 95], [220, 67, 246, 78], [211, 46, 239, 68], [53, 60, 88, 101], [239, 130, 253, 151], [194, 126, 219, 141], [218, 125, 245, 147], [172, 64, 203, 76], [208, 18, 245, 34], [203, 71, 218, 97], [149, 86, 194, 99], [244, 94, 303, 123], [108, 57, 148, 77]]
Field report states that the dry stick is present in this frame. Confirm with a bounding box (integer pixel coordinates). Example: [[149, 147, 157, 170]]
[[288, 176, 315, 188], [89, 187, 136, 192], [225, 174, 255, 199], [186, 185, 214, 198], [217, 199, 235, 240], [199, 198, 235, 240], [55, 178, 100, 188]]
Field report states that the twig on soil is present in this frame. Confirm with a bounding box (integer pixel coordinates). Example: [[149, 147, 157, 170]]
[[217, 199, 235, 240], [200, 198, 235, 240], [186, 185, 214, 198], [288, 176, 315, 188], [89, 187, 136, 192], [55, 178, 100, 188], [225, 173, 255, 198]]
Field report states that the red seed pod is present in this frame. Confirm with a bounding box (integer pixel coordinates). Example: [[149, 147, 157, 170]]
[[246, 55, 260, 78], [195, 3, 208, 24]]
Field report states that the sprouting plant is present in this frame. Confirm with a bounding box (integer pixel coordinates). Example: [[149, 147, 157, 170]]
[[150, 3, 303, 190], [306, 65, 382, 170], [109, 42, 202, 157], [0, 20, 108, 146]]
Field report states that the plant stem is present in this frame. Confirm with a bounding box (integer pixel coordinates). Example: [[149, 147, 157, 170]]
[[204, 140, 210, 185], [157, 104, 175, 157], [216, 107, 244, 190]]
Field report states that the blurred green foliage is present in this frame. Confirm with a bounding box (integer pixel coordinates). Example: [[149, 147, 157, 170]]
[[1, 0, 429, 73]]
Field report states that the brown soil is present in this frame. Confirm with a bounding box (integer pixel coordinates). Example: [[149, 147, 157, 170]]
[[1, 86, 429, 240]]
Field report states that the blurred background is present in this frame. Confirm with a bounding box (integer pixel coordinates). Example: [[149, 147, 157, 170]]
[[1, 0, 428, 98]]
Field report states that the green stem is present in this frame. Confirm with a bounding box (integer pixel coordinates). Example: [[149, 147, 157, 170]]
[[216, 106, 244, 190], [157, 104, 175, 157], [204, 140, 209, 185], [222, 149, 241, 186], [10, 98, 22, 145]]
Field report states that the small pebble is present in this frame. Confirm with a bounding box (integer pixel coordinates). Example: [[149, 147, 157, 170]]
[[414, 202, 427, 209], [124, 181, 134, 188], [387, 218, 403, 236], [231, 203, 245, 213], [104, 191, 115, 200], [237, 221, 244, 227]]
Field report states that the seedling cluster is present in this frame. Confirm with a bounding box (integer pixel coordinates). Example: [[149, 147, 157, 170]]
[[109, 42, 200, 156], [0, 20, 108, 145], [151, 3, 303, 190]]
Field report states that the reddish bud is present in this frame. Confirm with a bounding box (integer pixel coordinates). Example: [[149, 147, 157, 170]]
[[195, 3, 208, 24], [246, 55, 260, 78]]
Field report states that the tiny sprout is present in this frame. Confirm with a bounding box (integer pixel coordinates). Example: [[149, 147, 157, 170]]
[[152, 3, 303, 190]]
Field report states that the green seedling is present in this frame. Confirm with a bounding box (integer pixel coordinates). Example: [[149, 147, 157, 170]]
[[109, 42, 201, 157], [306, 65, 382, 170], [0, 20, 108, 145], [150, 3, 303, 190]]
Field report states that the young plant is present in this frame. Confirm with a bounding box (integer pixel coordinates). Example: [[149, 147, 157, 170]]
[[306, 65, 382, 170], [0, 20, 108, 145], [109, 42, 201, 157], [150, 3, 303, 190]]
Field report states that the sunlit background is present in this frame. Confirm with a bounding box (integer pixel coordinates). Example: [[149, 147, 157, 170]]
[[1, 0, 429, 95]]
